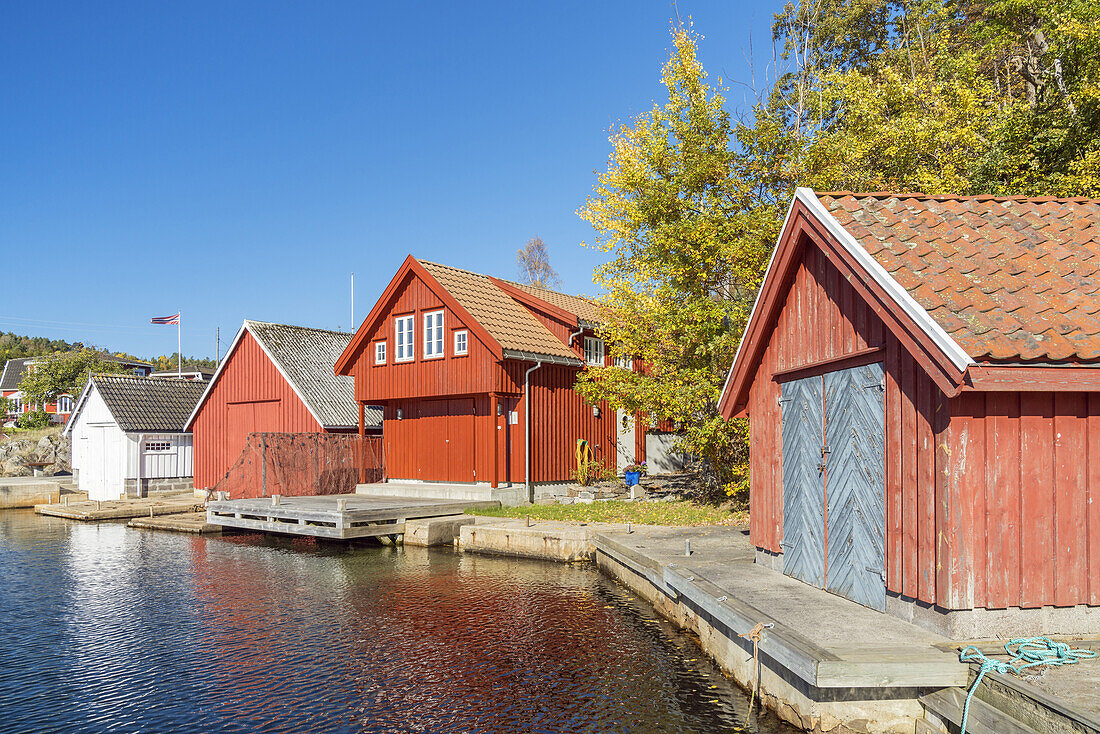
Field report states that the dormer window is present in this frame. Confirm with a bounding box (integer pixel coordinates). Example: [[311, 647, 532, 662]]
[[584, 337, 605, 366]]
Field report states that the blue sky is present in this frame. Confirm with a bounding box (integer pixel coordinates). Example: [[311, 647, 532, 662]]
[[2, 1, 780, 359]]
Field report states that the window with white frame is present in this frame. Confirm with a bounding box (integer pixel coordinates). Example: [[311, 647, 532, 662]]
[[613, 355, 633, 371], [395, 315, 415, 361], [374, 341, 387, 365], [454, 330, 468, 356], [144, 439, 173, 452], [7, 397, 19, 414], [56, 396, 74, 413], [583, 337, 605, 366], [423, 310, 444, 359]]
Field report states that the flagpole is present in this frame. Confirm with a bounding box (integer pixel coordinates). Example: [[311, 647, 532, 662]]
[[177, 310, 182, 378]]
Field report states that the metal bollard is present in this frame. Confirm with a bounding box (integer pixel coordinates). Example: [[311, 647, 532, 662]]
[[337, 498, 347, 511], [272, 494, 280, 506], [684, 538, 692, 556], [627, 522, 633, 534]]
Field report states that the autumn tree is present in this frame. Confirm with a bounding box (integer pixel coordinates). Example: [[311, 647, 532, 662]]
[[575, 25, 775, 497], [516, 236, 563, 289], [18, 350, 126, 408]]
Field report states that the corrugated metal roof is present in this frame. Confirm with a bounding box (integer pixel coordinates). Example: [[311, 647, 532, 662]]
[[245, 320, 381, 428], [91, 374, 207, 433], [820, 192, 1100, 363], [419, 261, 581, 362]]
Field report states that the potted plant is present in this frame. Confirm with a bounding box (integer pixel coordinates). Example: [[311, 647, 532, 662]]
[[623, 462, 646, 487]]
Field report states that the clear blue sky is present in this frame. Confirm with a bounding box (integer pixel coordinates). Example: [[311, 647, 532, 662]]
[[2, 1, 780, 360]]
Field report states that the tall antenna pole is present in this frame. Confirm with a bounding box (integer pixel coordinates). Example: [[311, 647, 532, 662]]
[[177, 309, 182, 378], [216, 326, 220, 366], [351, 272, 355, 331]]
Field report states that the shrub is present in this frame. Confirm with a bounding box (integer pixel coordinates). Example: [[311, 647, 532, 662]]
[[17, 410, 51, 429]]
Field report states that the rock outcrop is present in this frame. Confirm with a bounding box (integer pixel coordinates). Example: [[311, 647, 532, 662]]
[[0, 432, 71, 477]]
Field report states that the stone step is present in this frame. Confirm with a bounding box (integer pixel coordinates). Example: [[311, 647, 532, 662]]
[[915, 718, 945, 734], [921, 687, 1039, 734]]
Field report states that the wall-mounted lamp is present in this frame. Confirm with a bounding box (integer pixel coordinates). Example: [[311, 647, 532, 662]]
[[497, 401, 504, 416], [592, 406, 601, 419], [396, 408, 404, 420]]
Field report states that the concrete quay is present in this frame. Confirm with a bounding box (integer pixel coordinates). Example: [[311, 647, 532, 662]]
[[1, 477, 83, 509], [593, 525, 968, 734], [457, 517, 629, 562]]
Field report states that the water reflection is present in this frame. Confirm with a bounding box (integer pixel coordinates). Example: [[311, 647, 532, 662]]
[[0, 511, 795, 733]]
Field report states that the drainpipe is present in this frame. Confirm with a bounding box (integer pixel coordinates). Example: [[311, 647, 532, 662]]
[[524, 361, 544, 504], [567, 324, 585, 349]]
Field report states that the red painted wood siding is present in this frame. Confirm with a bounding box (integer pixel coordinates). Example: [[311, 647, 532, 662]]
[[191, 331, 323, 489], [746, 234, 1100, 610], [350, 272, 515, 402]]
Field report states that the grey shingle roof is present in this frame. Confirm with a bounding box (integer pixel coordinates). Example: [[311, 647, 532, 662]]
[[246, 321, 379, 428], [2, 354, 153, 392], [0, 358, 31, 391], [92, 374, 207, 432]]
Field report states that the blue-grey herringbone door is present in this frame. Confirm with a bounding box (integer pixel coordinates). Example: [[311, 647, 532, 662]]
[[823, 362, 886, 611], [781, 375, 826, 588]]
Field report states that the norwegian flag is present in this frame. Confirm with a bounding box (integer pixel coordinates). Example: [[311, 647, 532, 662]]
[[150, 312, 180, 325]]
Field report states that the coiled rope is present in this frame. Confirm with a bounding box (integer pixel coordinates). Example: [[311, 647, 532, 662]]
[[738, 621, 774, 711], [958, 636, 1097, 734]]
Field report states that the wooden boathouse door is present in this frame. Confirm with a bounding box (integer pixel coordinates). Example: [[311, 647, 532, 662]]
[[780, 362, 886, 611]]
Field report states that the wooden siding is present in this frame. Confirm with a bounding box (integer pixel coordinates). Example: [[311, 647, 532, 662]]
[[747, 233, 1100, 610], [351, 272, 511, 402], [191, 331, 323, 490]]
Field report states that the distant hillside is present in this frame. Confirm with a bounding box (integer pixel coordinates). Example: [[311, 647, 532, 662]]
[[0, 332, 215, 372], [0, 332, 85, 363]]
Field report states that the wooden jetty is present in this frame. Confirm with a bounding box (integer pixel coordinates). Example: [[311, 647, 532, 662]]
[[36, 493, 203, 521], [206, 494, 500, 540], [128, 512, 222, 534]]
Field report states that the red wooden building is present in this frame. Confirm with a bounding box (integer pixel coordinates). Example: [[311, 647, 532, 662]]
[[335, 257, 646, 502], [720, 189, 1100, 633], [186, 320, 381, 491]]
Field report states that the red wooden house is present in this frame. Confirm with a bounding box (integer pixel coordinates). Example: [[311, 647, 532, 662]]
[[2, 355, 152, 424], [720, 189, 1100, 636], [186, 320, 381, 491], [335, 257, 645, 503]]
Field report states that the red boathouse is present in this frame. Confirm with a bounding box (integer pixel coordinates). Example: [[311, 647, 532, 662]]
[[720, 188, 1100, 636], [186, 320, 381, 491], [335, 257, 648, 503]]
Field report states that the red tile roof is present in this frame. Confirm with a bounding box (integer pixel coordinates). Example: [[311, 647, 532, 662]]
[[819, 192, 1100, 362]]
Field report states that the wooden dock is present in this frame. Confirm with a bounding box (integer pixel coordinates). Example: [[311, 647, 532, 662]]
[[206, 494, 501, 540], [35, 493, 203, 521], [128, 512, 222, 534]]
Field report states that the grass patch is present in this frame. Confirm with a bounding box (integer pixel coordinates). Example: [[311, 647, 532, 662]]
[[468, 500, 747, 527], [0, 425, 61, 444]]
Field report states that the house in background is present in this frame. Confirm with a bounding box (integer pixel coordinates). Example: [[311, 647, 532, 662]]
[[185, 320, 382, 492], [1, 355, 152, 424], [150, 366, 215, 381], [335, 256, 664, 504], [64, 374, 206, 501], [720, 188, 1100, 637]]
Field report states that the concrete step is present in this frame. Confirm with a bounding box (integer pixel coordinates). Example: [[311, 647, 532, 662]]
[[921, 687, 1039, 734], [915, 718, 945, 734], [970, 668, 1100, 734], [356, 482, 525, 506]]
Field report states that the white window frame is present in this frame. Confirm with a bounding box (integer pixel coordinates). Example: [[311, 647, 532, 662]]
[[56, 395, 74, 413], [144, 438, 173, 453], [7, 397, 19, 414], [583, 337, 605, 366], [394, 315, 415, 362], [374, 341, 387, 365], [423, 310, 444, 359], [613, 355, 633, 371], [454, 330, 468, 356]]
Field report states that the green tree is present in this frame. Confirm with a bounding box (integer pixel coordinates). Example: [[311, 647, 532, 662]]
[[18, 350, 126, 407], [574, 25, 774, 498]]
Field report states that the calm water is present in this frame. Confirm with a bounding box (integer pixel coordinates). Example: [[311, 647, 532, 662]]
[[0, 510, 795, 734]]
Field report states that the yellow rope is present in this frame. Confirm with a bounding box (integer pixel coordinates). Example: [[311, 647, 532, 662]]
[[739, 622, 772, 710]]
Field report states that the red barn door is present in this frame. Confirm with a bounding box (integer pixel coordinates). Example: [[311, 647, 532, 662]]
[[416, 398, 476, 482]]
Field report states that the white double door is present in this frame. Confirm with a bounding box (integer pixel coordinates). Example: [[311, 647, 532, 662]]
[[84, 425, 125, 501]]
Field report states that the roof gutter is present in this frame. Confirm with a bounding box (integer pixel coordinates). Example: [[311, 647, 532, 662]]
[[502, 349, 582, 367]]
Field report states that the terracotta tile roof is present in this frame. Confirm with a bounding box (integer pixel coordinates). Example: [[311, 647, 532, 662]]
[[495, 279, 603, 324], [819, 192, 1100, 362], [91, 374, 207, 432], [419, 261, 581, 362]]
